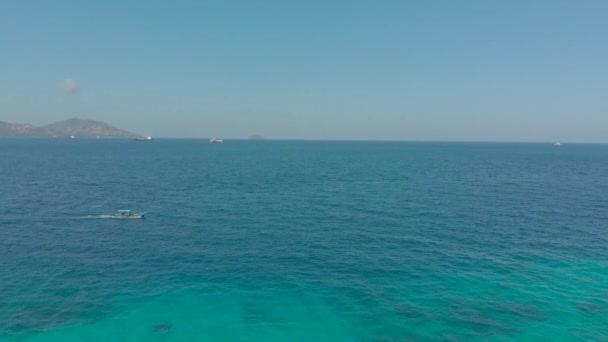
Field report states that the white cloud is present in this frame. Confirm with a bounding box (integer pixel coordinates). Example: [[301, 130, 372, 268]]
[[57, 78, 78, 93]]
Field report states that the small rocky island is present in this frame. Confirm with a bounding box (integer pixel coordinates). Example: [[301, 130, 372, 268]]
[[0, 118, 141, 138]]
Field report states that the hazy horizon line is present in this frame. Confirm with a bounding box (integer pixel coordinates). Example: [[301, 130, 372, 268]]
[[1, 136, 605, 145]]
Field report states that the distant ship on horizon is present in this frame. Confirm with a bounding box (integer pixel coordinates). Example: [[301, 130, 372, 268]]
[[135, 136, 153, 141], [210, 138, 224, 143]]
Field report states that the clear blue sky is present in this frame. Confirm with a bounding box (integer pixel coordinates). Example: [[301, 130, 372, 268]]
[[1, 1, 607, 141]]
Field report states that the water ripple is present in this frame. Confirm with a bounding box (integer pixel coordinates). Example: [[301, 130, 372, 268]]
[[1, 140, 607, 341]]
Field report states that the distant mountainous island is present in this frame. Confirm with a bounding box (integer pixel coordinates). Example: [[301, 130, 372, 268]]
[[0, 118, 141, 138]]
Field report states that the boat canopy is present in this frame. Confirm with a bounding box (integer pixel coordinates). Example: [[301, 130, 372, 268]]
[[118, 210, 132, 213]]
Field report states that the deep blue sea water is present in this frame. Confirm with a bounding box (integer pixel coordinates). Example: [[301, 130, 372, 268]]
[[1, 140, 607, 341]]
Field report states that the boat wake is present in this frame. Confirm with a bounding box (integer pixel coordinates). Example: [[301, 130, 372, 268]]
[[77, 215, 117, 219]]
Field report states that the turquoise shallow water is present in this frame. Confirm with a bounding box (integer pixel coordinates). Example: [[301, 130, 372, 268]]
[[1, 140, 607, 341]]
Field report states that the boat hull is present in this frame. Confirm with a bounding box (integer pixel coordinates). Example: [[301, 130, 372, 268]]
[[114, 214, 145, 219]]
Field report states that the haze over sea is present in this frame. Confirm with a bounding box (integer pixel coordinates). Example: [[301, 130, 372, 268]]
[[1, 139, 607, 341]]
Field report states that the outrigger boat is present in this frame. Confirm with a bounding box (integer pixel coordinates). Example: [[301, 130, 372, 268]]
[[114, 210, 146, 219]]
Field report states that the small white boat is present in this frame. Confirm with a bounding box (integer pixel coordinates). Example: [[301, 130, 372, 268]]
[[554, 142, 561, 146], [135, 136, 153, 141], [114, 210, 146, 219], [210, 138, 224, 143]]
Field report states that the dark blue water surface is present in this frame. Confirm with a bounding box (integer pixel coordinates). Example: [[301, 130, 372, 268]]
[[1, 140, 607, 341]]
